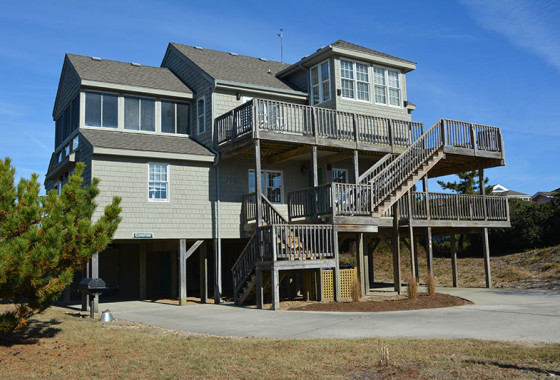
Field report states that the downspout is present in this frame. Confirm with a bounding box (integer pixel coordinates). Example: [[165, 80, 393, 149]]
[[209, 80, 223, 303]]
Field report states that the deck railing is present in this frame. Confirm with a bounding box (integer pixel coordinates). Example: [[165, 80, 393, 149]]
[[243, 192, 288, 225], [288, 185, 509, 222], [216, 99, 424, 149], [443, 119, 502, 152], [231, 224, 334, 294]]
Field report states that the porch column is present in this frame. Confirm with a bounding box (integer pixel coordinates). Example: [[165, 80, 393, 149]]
[[256, 267, 264, 309], [425, 227, 434, 275], [199, 241, 208, 303], [450, 233, 458, 287], [139, 244, 146, 300], [407, 190, 416, 281], [369, 239, 379, 287], [271, 266, 280, 310], [352, 150, 359, 184], [254, 139, 263, 227], [357, 233, 366, 297], [363, 237, 370, 296], [333, 229, 341, 302], [312, 145, 318, 219], [392, 203, 402, 294], [179, 239, 187, 306], [483, 228, 492, 288], [213, 238, 222, 303], [91, 252, 99, 313]]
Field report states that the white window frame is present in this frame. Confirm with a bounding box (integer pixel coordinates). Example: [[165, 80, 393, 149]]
[[148, 163, 170, 202], [310, 60, 331, 105], [197, 96, 205, 135], [248, 169, 284, 204], [373, 65, 402, 108], [332, 168, 348, 183], [340, 59, 371, 103]]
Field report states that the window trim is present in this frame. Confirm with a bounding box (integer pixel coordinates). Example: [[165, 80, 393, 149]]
[[248, 169, 284, 204], [310, 60, 331, 105], [197, 96, 205, 135], [372, 64, 402, 108], [148, 163, 170, 202], [340, 59, 371, 103]]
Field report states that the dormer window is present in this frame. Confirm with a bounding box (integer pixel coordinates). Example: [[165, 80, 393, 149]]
[[374, 68, 401, 107], [310, 60, 330, 105]]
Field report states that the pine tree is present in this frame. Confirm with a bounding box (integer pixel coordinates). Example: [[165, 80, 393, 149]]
[[0, 158, 121, 333]]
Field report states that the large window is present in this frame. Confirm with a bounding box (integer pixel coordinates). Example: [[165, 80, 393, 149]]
[[341, 60, 370, 101], [161, 101, 189, 134], [125, 96, 155, 131], [197, 97, 205, 134], [248, 170, 283, 203], [85, 92, 118, 128], [374, 68, 401, 107], [310, 60, 330, 105], [148, 163, 169, 201]]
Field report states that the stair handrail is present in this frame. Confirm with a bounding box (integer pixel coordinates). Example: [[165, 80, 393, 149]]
[[231, 234, 257, 296], [357, 153, 395, 184], [369, 119, 445, 211], [261, 194, 288, 224]]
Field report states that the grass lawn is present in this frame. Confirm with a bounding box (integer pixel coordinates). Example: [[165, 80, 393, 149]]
[[1, 306, 559, 379]]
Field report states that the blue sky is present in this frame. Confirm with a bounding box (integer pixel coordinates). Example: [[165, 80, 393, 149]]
[[0, 0, 558, 195]]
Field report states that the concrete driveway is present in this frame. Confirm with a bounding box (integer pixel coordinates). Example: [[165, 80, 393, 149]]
[[87, 288, 560, 342]]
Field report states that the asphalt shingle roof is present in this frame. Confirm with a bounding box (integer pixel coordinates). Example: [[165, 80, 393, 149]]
[[67, 54, 192, 94], [169, 43, 300, 92], [79, 128, 214, 157], [331, 40, 415, 65]]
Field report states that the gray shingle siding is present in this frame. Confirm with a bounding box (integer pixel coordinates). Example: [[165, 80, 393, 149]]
[[162, 47, 215, 148], [53, 58, 81, 119], [92, 156, 215, 240]]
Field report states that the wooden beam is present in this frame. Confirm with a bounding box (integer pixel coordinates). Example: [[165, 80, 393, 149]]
[[482, 227, 492, 288], [266, 145, 310, 164], [334, 230, 341, 302], [271, 266, 280, 310], [254, 140, 263, 228], [357, 233, 366, 297], [353, 150, 359, 184], [256, 268, 263, 309], [407, 190, 416, 281], [450, 233, 458, 287], [425, 227, 434, 275], [179, 239, 187, 306], [368, 239, 379, 286], [199, 241, 208, 303], [392, 203, 402, 294], [186, 240, 204, 259], [324, 151, 352, 164]]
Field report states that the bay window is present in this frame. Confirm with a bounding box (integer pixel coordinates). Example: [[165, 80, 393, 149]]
[[310, 60, 331, 105]]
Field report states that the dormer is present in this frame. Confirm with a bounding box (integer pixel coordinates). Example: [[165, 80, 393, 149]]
[[277, 40, 417, 119]]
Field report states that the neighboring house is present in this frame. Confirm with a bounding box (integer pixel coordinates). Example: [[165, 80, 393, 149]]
[[492, 184, 531, 201], [45, 40, 510, 311], [532, 188, 560, 204]]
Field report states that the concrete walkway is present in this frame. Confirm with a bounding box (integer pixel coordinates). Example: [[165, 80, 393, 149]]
[[84, 288, 560, 342]]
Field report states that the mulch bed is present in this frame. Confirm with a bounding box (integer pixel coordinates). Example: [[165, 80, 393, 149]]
[[289, 293, 472, 312]]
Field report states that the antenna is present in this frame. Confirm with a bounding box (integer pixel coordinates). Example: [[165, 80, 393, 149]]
[[277, 28, 284, 63]]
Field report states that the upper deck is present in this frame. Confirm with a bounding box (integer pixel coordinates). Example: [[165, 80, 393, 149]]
[[214, 99, 505, 177]]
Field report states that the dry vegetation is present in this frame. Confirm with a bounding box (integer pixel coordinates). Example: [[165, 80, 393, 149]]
[[372, 243, 560, 291], [1, 306, 559, 379]]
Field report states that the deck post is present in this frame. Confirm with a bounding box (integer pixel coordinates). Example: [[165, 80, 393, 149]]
[[425, 227, 434, 275], [334, 229, 341, 302], [479, 165, 488, 220], [271, 266, 280, 310], [317, 269, 323, 301], [139, 244, 147, 301], [353, 150, 359, 184], [312, 145, 318, 219], [179, 239, 187, 306], [369, 239, 379, 287], [423, 175, 430, 220], [213, 238, 222, 303], [363, 237, 370, 295], [254, 140, 263, 228], [450, 234, 458, 287], [392, 203, 402, 294], [407, 190, 416, 281], [482, 228, 492, 288], [90, 252, 99, 313], [199, 241, 208, 303], [256, 267, 263, 309], [413, 235, 419, 281], [357, 233, 366, 297], [81, 262, 89, 311]]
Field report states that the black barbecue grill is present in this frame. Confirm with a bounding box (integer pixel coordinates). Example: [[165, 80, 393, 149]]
[[79, 278, 107, 318]]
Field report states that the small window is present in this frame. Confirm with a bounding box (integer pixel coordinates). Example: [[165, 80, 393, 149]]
[[340, 60, 354, 99], [148, 163, 169, 201], [197, 97, 205, 134], [85, 92, 118, 128], [332, 168, 348, 183], [374, 68, 401, 107], [310, 61, 331, 105], [57, 151, 63, 163], [64, 144, 70, 156], [248, 170, 283, 203], [161, 101, 189, 134], [72, 136, 79, 151], [125, 96, 155, 131]]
